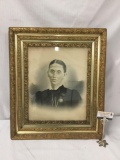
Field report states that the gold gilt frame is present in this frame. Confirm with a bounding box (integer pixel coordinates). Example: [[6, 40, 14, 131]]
[[9, 27, 107, 140]]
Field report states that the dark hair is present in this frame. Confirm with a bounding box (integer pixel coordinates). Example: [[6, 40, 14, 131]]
[[49, 59, 66, 73]]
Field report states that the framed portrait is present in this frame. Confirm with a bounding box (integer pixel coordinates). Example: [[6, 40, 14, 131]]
[[9, 27, 107, 139]]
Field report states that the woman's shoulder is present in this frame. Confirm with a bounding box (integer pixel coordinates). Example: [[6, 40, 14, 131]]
[[36, 89, 49, 96], [65, 87, 79, 94]]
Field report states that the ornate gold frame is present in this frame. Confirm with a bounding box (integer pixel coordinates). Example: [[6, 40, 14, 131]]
[[9, 27, 107, 140]]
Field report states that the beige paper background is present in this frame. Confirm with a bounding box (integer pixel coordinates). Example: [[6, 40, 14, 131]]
[[28, 47, 88, 120]]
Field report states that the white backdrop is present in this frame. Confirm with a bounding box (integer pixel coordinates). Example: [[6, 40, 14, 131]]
[[0, 0, 120, 118], [1, 0, 120, 119], [0, 1, 120, 160]]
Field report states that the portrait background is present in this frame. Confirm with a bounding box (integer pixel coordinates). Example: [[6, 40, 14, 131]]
[[29, 47, 88, 120]]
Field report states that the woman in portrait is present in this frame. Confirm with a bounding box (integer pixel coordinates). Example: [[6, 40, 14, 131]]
[[35, 59, 82, 107]]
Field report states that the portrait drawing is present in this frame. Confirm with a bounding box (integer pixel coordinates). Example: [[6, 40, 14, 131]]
[[28, 47, 88, 121]]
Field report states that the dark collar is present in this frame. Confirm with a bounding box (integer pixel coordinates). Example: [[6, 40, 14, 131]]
[[48, 85, 66, 94]]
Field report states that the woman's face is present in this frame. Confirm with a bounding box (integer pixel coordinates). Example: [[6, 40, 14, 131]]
[[48, 63, 66, 86]]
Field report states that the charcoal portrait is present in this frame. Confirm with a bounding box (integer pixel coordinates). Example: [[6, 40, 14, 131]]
[[35, 59, 82, 107], [28, 47, 88, 120]]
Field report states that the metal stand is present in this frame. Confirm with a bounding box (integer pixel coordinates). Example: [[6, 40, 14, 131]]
[[97, 116, 108, 147]]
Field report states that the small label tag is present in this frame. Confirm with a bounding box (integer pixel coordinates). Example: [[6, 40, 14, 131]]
[[97, 111, 114, 120]]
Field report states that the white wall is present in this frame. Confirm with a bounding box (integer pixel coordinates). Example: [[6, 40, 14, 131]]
[[0, 0, 120, 119]]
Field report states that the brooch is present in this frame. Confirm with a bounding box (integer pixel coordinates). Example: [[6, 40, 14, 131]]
[[58, 97, 64, 103]]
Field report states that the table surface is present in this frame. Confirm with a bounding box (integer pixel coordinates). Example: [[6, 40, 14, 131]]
[[0, 116, 120, 160]]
